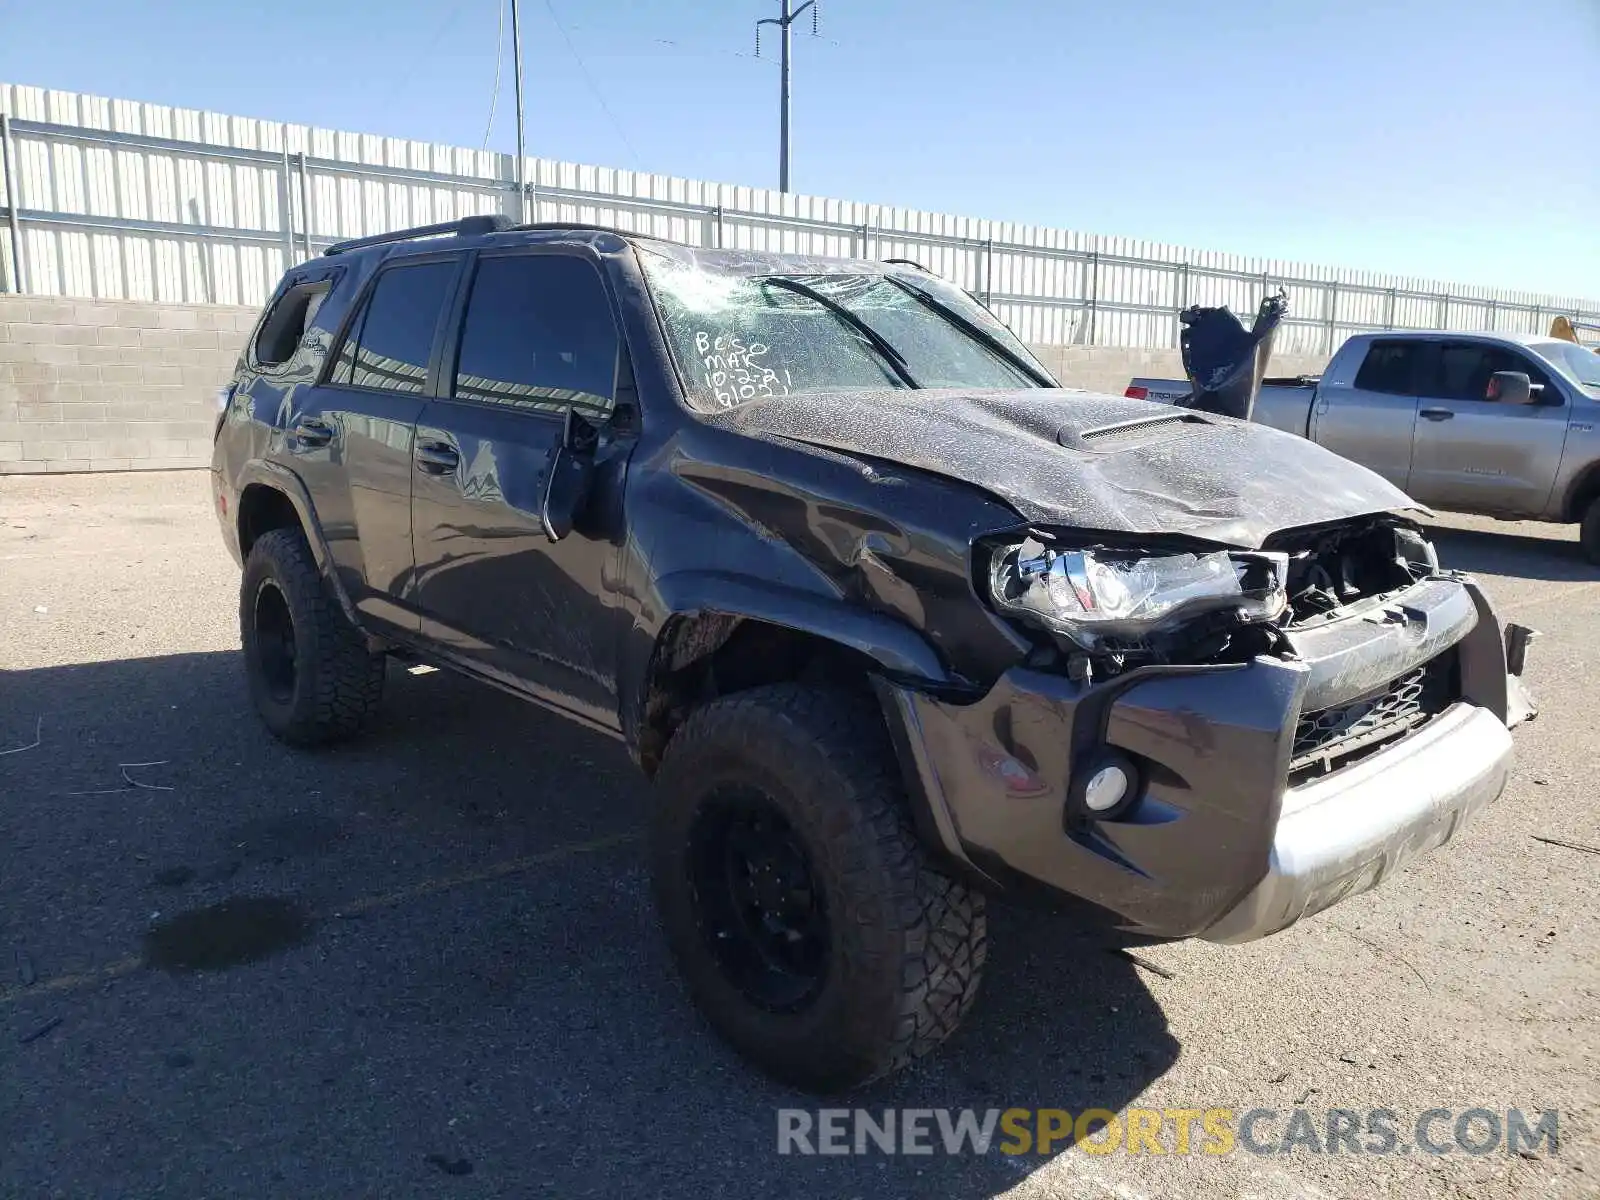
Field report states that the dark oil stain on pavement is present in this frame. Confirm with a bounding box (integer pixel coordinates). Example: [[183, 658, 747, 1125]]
[[424, 1154, 474, 1177], [143, 896, 313, 971]]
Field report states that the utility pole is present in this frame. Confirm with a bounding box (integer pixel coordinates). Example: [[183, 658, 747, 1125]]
[[756, 0, 816, 193], [510, 0, 527, 221]]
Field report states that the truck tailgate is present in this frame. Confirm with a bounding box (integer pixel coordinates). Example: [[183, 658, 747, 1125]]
[[1126, 376, 1319, 439]]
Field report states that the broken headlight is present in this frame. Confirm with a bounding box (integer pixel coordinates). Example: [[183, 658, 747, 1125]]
[[987, 537, 1288, 651], [1394, 525, 1440, 576]]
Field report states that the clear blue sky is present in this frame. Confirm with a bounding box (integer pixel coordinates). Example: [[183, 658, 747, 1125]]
[[3, 0, 1596, 299]]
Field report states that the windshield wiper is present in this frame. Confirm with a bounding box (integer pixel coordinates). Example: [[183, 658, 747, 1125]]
[[759, 276, 920, 388], [881, 275, 1056, 387]]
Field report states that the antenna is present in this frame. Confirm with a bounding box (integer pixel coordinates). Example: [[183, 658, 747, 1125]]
[[755, 0, 818, 193]]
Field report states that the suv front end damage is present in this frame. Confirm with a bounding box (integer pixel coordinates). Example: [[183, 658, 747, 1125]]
[[215, 226, 1548, 1090], [878, 519, 1536, 944]]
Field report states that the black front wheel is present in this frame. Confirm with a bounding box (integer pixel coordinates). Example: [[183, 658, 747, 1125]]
[[239, 527, 385, 746], [650, 683, 987, 1092], [686, 788, 832, 1014]]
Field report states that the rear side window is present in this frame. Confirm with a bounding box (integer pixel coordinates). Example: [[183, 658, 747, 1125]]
[[1353, 341, 1422, 395], [451, 254, 619, 420], [254, 281, 329, 368], [330, 260, 457, 393]]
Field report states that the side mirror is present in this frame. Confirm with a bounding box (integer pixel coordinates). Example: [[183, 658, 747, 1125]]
[[540, 407, 598, 542], [1485, 371, 1533, 405]]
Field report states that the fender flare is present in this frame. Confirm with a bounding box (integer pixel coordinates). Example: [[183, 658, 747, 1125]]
[[1560, 460, 1600, 522], [648, 570, 954, 686], [621, 570, 956, 772], [234, 460, 362, 629], [628, 572, 971, 866]]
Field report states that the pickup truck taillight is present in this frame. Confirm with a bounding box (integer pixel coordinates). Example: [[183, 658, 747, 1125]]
[[1125, 385, 1149, 400]]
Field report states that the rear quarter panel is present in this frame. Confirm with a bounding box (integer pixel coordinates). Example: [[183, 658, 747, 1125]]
[[1253, 385, 1316, 437]]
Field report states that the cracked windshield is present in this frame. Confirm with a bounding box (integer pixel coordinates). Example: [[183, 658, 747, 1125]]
[[640, 253, 1052, 410]]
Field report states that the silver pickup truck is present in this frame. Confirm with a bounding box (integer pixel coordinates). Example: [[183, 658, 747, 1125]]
[[1130, 330, 1600, 561]]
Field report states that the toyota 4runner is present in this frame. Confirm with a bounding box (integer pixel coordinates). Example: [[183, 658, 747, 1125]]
[[212, 216, 1536, 1092]]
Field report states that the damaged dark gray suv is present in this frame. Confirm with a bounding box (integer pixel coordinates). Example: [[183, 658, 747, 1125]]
[[211, 216, 1536, 1092]]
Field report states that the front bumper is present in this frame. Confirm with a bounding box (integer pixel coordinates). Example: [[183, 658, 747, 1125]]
[[879, 574, 1533, 942], [1200, 701, 1509, 942]]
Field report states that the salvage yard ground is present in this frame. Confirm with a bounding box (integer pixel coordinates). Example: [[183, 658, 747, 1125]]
[[1, 470, 1596, 1200]]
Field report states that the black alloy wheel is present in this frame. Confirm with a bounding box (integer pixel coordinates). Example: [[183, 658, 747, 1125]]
[[687, 788, 831, 1012]]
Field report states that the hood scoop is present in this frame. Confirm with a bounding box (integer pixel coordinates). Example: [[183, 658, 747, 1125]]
[[1065, 411, 1214, 453]]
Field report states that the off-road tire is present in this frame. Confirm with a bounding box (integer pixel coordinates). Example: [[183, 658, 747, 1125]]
[[239, 527, 385, 746], [1581, 498, 1600, 566], [650, 683, 987, 1092]]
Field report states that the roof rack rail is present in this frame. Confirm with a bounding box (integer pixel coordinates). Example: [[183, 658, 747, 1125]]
[[507, 221, 682, 244], [323, 214, 514, 257]]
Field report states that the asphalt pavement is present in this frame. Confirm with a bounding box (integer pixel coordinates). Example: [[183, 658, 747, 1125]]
[[1, 470, 1595, 1199]]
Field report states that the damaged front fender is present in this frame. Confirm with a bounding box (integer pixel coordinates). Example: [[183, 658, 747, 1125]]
[[651, 569, 952, 684]]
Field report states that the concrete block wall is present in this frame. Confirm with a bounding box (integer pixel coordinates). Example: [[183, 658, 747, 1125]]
[[0, 295, 253, 474], [0, 295, 1332, 475]]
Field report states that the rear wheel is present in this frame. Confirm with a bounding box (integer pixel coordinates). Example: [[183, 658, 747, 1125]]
[[239, 527, 385, 746], [1581, 498, 1600, 566], [650, 683, 987, 1092]]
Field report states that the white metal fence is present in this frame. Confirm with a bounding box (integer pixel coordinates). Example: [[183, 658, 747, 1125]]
[[3, 82, 1597, 356]]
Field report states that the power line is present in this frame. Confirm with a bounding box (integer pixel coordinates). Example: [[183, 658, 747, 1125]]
[[379, 0, 475, 114], [542, 0, 642, 168], [482, 0, 506, 151]]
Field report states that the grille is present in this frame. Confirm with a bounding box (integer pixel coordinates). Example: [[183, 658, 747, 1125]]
[[1289, 652, 1457, 783]]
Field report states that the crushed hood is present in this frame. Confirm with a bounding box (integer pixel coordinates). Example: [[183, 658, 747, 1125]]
[[706, 387, 1417, 548]]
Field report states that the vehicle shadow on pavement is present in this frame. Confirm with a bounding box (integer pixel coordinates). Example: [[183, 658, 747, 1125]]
[[0, 650, 1176, 1199], [1428, 523, 1594, 582]]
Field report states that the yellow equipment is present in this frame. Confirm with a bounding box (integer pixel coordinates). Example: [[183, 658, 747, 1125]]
[[1550, 315, 1600, 347]]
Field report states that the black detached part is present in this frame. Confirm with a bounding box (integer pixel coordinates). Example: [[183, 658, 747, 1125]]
[[1175, 291, 1290, 421], [212, 218, 1534, 1091]]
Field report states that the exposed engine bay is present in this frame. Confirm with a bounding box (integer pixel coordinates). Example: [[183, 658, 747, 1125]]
[[1272, 517, 1439, 624], [984, 516, 1443, 682]]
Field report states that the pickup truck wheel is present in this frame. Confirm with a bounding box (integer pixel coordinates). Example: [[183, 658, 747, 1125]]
[[1581, 499, 1600, 566], [239, 528, 385, 746], [650, 683, 986, 1092]]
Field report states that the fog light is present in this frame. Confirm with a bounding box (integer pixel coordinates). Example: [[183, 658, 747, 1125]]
[[1066, 750, 1141, 823], [1083, 764, 1130, 813]]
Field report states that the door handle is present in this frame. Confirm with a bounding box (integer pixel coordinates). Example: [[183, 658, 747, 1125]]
[[415, 440, 460, 475], [291, 417, 334, 447], [1419, 408, 1455, 422]]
